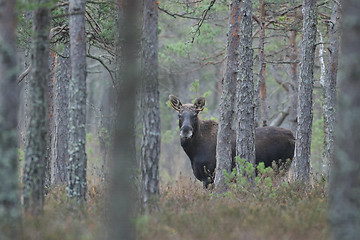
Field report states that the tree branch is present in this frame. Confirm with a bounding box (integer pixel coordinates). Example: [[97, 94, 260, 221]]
[[189, 0, 217, 44], [17, 65, 31, 84], [86, 54, 115, 88]]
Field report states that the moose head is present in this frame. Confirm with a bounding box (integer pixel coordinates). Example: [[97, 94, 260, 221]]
[[169, 95, 205, 140]]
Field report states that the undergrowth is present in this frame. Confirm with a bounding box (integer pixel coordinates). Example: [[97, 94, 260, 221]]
[[22, 164, 328, 240], [137, 161, 328, 240]]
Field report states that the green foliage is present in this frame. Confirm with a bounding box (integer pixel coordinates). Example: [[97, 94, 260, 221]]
[[18, 148, 25, 162]]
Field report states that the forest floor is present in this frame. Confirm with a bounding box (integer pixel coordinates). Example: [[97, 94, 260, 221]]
[[23, 172, 328, 240]]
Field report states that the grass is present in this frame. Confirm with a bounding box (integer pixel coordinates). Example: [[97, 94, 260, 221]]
[[21, 172, 328, 240], [137, 174, 328, 240]]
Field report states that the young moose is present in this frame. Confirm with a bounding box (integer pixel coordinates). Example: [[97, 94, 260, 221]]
[[169, 95, 295, 188]]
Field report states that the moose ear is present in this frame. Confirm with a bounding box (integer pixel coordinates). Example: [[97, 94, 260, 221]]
[[194, 97, 205, 112], [169, 95, 182, 112]]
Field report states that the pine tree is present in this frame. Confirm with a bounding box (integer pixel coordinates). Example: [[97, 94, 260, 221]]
[[23, 0, 50, 215], [141, 0, 161, 211], [329, 1, 360, 239], [236, 0, 256, 175], [0, 0, 21, 237], [215, 0, 240, 192], [67, 0, 87, 202], [293, 0, 317, 183]]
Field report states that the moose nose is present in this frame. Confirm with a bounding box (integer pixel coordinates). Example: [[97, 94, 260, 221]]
[[180, 126, 193, 139]]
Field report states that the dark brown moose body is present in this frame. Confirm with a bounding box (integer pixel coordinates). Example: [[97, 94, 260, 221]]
[[169, 95, 295, 188]]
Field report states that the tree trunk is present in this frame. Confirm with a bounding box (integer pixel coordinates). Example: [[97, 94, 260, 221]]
[[293, 0, 317, 183], [23, 0, 50, 215], [51, 45, 70, 185], [0, 0, 21, 238], [256, 0, 268, 127], [322, 1, 341, 176], [67, 0, 87, 203], [141, 0, 160, 212], [44, 52, 56, 190], [329, 1, 360, 239], [288, 30, 298, 134], [215, 0, 240, 192], [236, 0, 256, 175], [107, 1, 139, 239]]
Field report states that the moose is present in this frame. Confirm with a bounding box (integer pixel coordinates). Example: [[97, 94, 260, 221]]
[[169, 95, 295, 188]]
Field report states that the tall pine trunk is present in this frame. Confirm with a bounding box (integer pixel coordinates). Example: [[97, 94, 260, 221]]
[[215, 0, 240, 192], [0, 0, 21, 238], [236, 0, 256, 175], [141, 0, 160, 212], [52, 45, 70, 185], [329, 1, 360, 239], [293, 0, 317, 183], [23, 0, 50, 215], [256, 0, 268, 127], [322, 1, 341, 176], [67, 0, 87, 202], [288, 30, 298, 134], [107, 1, 139, 239]]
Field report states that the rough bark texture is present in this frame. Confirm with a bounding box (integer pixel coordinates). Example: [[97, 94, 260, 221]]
[[322, 1, 341, 176], [236, 0, 256, 172], [329, 1, 360, 239], [107, 1, 138, 239], [52, 45, 70, 185], [256, 0, 268, 127], [288, 30, 298, 134], [23, 0, 50, 215], [44, 52, 56, 190], [0, 0, 21, 238], [215, 0, 240, 192], [67, 0, 87, 202], [141, 0, 160, 211], [293, 0, 317, 183]]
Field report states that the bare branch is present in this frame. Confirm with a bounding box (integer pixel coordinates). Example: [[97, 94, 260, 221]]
[[86, 54, 115, 88], [158, 6, 202, 20], [17, 65, 31, 84], [189, 0, 217, 44]]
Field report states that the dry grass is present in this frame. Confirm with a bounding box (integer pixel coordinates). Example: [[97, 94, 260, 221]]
[[21, 172, 328, 240], [137, 175, 328, 240]]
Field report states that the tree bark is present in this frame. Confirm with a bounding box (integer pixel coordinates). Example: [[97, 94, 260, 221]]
[[293, 0, 317, 183], [256, 0, 268, 127], [107, 1, 139, 239], [215, 0, 240, 192], [236, 0, 256, 175], [67, 0, 87, 203], [51, 45, 70, 185], [0, 0, 21, 238], [322, 1, 341, 176], [23, 0, 50, 215], [141, 0, 160, 212], [288, 30, 298, 134], [329, 1, 360, 239]]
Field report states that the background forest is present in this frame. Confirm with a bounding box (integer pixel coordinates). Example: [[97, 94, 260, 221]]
[[0, 0, 359, 239]]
